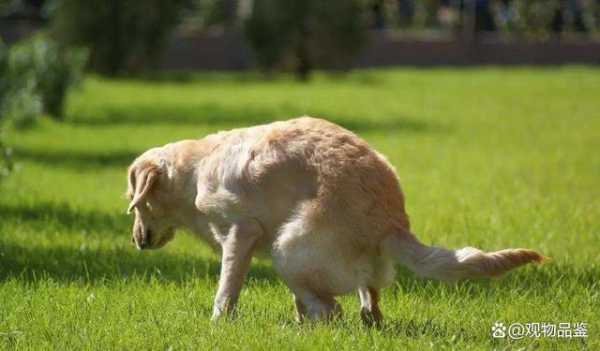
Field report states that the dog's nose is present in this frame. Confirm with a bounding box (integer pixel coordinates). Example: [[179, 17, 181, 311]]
[[138, 229, 152, 249]]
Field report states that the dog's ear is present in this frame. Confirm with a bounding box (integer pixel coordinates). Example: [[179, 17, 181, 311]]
[[127, 161, 161, 214]]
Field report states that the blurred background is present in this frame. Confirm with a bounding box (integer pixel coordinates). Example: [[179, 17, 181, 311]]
[[2, 0, 600, 129], [1, 0, 600, 183], [2, 0, 600, 77], [1, 2, 599, 348]]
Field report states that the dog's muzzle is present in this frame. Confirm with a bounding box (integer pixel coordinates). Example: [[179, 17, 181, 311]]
[[133, 229, 152, 250]]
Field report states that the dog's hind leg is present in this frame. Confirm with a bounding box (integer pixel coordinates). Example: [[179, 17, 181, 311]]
[[291, 289, 342, 322], [292, 294, 340, 322], [358, 286, 383, 327], [273, 216, 350, 322], [293, 295, 307, 322]]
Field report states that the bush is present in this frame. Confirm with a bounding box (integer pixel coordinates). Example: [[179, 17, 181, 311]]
[[245, 0, 368, 80], [0, 40, 13, 181], [0, 39, 8, 112], [52, 0, 188, 75], [1, 82, 43, 129], [1, 38, 41, 129], [0, 132, 13, 182], [511, 0, 561, 38], [2, 34, 87, 123], [1, 33, 85, 182]]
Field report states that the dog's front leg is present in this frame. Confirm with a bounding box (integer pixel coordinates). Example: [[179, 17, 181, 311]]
[[211, 219, 263, 321]]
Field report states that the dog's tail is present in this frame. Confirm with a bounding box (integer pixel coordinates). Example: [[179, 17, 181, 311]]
[[381, 229, 546, 281]]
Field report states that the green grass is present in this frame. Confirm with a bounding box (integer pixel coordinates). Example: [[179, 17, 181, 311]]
[[1, 67, 599, 350]]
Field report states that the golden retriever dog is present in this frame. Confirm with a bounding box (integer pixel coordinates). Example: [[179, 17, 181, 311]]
[[126, 117, 544, 324]]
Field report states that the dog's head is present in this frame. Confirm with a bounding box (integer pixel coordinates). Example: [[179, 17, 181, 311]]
[[126, 149, 176, 250]]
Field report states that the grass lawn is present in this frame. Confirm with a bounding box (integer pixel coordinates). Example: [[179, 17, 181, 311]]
[[1, 67, 599, 350]]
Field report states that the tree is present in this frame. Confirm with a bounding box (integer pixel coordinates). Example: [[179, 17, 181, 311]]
[[245, 0, 368, 80], [51, 0, 188, 75], [512, 0, 561, 38]]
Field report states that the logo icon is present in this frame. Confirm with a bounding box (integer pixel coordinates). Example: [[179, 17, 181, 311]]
[[492, 321, 507, 338]]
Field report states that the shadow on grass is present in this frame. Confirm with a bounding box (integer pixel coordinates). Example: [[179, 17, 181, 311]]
[[392, 262, 599, 298], [66, 102, 438, 134], [0, 201, 278, 285], [0, 242, 279, 285], [16, 112, 441, 171], [134, 71, 282, 84], [4, 203, 593, 302], [13, 147, 137, 170], [134, 70, 387, 86], [0, 201, 130, 233]]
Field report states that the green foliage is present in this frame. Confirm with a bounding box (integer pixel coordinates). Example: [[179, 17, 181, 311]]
[[0, 131, 12, 181], [245, 0, 368, 80], [1, 82, 42, 129], [51, 0, 188, 75], [1, 37, 42, 128], [0, 34, 86, 182], [0, 39, 7, 113], [1, 34, 87, 125], [506, 0, 562, 37], [0, 40, 12, 181]]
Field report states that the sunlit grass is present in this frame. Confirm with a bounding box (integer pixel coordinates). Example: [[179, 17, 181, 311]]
[[1, 67, 599, 350]]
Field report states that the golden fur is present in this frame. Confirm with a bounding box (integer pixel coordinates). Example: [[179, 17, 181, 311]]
[[126, 117, 544, 323]]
